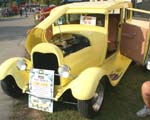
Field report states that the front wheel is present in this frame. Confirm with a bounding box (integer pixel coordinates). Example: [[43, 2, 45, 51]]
[[77, 82, 104, 118], [1, 75, 23, 98]]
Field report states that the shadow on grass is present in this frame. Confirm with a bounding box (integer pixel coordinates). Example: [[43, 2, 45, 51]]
[[11, 63, 150, 120], [95, 63, 150, 120], [11, 94, 84, 120]]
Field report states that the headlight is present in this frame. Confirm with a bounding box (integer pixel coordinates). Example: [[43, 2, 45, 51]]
[[16, 59, 27, 71], [58, 64, 70, 78]]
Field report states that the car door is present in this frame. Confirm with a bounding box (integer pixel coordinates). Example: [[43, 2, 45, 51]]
[[120, 8, 150, 65]]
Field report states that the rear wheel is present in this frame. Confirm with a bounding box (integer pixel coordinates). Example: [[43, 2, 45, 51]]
[[77, 82, 104, 118], [1, 75, 23, 98]]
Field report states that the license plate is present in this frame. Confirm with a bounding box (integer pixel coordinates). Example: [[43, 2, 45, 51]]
[[28, 68, 54, 113]]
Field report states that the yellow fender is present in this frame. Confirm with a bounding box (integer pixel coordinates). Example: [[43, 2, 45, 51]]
[[0, 57, 32, 89], [69, 67, 105, 100]]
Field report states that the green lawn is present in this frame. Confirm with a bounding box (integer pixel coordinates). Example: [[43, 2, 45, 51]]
[[11, 63, 150, 120]]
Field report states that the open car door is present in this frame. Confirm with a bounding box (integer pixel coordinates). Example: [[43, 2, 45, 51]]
[[120, 8, 150, 65]]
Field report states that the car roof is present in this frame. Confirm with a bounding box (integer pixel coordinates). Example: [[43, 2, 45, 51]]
[[68, 1, 130, 9], [36, 0, 131, 29]]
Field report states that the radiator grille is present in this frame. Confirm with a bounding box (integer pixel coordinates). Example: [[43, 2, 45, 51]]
[[33, 52, 60, 85]]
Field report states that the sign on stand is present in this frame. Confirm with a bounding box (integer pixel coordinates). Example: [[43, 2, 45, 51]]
[[28, 68, 54, 113], [80, 15, 96, 26]]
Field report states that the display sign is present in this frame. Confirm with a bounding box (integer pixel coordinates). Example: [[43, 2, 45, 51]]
[[80, 15, 96, 26], [28, 68, 54, 113]]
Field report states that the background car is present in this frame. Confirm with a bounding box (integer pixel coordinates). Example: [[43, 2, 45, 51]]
[[39, 5, 56, 21]]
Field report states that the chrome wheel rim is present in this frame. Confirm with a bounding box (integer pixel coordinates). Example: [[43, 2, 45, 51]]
[[92, 83, 104, 112]]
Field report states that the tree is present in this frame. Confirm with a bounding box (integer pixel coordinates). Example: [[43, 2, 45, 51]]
[[49, 0, 61, 5]]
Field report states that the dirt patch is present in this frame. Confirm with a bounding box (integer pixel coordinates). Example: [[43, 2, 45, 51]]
[[11, 96, 46, 120]]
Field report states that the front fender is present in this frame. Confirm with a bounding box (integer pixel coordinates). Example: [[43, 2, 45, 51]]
[[70, 67, 105, 100], [0, 57, 32, 89]]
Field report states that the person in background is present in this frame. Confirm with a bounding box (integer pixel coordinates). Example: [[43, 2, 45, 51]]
[[136, 81, 150, 117], [25, 7, 28, 17], [19, 7, 22, 17]]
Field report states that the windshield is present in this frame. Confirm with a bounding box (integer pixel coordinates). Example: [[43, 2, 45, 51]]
[[54, 13, 105, 27]]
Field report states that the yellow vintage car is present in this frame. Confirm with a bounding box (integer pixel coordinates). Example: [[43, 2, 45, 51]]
[[0, 0, 149, 118]]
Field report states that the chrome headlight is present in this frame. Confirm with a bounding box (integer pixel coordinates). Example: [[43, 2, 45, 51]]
[[58, 64, 70, 78], [16, 59, 27, 71]]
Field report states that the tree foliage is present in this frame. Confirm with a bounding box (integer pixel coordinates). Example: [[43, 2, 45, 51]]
[[32, 0, 61, 5]]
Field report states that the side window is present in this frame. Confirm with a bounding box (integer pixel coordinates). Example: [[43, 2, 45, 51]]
[[68, 14, 80, 24], [54, 15, 67, 25], [96, 14, 105, 27], [54, 14, 105, 27], [133, 0, 150, 19]]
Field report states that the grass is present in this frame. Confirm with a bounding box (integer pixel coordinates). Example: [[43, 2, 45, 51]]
[[11, 63, 150, 120]]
